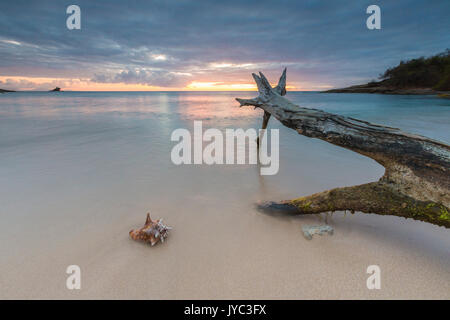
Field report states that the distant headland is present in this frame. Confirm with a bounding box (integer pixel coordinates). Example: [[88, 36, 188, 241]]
[[0, 87, 62, 93], [324, 50, 450, 95], [0, 89, 16, 93]]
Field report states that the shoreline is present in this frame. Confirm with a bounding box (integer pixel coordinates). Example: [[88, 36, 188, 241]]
[[0, 91, 448, 299]]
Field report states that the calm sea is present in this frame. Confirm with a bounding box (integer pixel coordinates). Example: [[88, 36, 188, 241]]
[[1, 91, 450, 298], [0, 91, 449, 256]]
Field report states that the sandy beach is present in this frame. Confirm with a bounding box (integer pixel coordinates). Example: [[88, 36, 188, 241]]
[[1, 198, 449, 299], [0, 91, 449, 299]]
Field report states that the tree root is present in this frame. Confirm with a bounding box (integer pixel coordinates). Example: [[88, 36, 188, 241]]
[[258, 181, 450, 228], [236, 69, 450, 228]]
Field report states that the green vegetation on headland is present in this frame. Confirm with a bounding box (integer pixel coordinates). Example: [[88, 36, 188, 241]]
[[324, 49, 450, 95]]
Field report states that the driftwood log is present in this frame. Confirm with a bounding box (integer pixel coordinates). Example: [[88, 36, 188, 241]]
[[236, 69, 450, 228]]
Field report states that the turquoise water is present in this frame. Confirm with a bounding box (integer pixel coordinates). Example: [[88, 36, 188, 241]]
[[0, 91, 449, 298], [0, 91, 449, 245]]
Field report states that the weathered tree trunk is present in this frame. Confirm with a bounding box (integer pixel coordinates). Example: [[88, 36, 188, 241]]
[[236, 70, 450, 228]]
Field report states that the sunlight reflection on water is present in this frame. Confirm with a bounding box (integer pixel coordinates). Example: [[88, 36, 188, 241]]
[[0, 90, 449, 265]]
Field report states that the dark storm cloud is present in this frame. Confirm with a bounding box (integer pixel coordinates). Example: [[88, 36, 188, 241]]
[[0, 0, 449, 88], [91, 69, 193, 87]]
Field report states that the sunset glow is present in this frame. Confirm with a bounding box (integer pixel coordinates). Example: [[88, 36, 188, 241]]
[[186, 81, 257, 91], [0, 76, 305, 91], [1, 1, 447, 92]]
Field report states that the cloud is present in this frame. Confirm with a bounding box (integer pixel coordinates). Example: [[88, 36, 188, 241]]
[[0, 0, 449, 89], [91, 69, 192, 88], [0, 77, 78, 91]]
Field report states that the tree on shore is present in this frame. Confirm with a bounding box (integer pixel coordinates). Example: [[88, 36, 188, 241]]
[[379, 49, 450, 90], [237, 69, 450, 228]]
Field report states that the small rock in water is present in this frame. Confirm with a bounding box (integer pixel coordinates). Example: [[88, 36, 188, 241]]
[[302, 225, 334, 240]]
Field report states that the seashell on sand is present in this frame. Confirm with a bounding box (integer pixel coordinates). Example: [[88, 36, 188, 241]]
[[129, 213, 172, 246]]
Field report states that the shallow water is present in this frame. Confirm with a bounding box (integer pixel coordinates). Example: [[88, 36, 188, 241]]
[[0, 91, 449, 299]]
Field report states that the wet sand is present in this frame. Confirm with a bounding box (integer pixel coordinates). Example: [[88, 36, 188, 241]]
[[1, 198, 449, 299], [0, 91, 449, 299]]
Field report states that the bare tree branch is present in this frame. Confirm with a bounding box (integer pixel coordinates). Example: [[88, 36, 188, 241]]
[[236, 70, 450, 227]]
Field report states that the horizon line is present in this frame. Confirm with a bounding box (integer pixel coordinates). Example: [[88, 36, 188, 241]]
[[1, 89, 323, 93]]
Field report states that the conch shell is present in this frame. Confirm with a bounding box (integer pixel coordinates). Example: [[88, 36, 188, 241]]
[[129, 213, 172, 246]]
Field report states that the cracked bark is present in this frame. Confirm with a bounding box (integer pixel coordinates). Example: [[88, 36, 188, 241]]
[[236, 69, 450, 228]]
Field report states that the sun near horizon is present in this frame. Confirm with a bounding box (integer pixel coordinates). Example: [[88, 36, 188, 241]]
[[0, 75, 313, 91]]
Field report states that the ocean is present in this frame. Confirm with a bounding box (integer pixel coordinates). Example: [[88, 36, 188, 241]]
[[0, 91, 449, 298]]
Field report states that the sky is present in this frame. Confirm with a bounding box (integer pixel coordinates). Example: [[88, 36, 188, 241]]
[[0, 0, 449, 91]]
